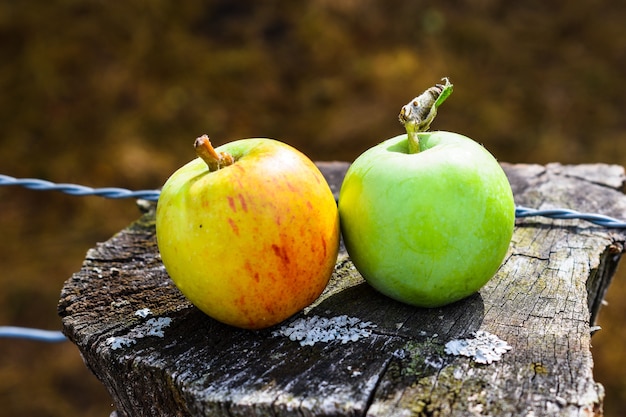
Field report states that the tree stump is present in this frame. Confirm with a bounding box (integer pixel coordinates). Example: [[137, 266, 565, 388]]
[[58, 162, 626, 417]]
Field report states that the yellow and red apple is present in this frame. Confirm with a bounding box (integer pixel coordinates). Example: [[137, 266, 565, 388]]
[[156, 136, 339, 329]]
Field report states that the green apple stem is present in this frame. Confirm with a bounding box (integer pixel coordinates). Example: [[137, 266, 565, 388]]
[[398, 77, 453, 153], [194, 135, 234, 172]]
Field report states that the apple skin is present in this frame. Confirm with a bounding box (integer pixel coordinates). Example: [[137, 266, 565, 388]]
[[156, 138, 340, 329], [338, 131, 515, 308]]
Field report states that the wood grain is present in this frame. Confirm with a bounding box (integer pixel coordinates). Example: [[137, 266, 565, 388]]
[[58, 162, 626, 417]]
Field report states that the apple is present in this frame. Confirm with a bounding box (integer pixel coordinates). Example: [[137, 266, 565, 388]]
[[156, 135, 340, 329], [338, 79, 515, 307]]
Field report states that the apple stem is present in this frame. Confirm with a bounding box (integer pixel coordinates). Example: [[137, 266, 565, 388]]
[[398, 77, 453, 153], [194, 135, 234, 171]]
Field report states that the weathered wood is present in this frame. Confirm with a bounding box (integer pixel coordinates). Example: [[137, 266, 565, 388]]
[[58, 162, 626, 417]]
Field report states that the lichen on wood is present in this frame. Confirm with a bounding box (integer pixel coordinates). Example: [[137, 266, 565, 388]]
[[58, 162, 626, 417]]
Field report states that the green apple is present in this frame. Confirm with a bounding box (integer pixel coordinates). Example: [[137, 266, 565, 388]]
[[338, 79, 515, 307], [156, 136, 340, 329]]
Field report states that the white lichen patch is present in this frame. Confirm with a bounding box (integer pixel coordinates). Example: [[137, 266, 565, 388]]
[[273, 315, 377, 346], [105, 316, 172, 350], [106, 336, 135, 350], [444, 330, 512, 364], [134, 308, 152, 318]]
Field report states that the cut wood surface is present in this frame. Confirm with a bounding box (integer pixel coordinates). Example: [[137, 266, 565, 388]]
[[58, 162, 626, 417]]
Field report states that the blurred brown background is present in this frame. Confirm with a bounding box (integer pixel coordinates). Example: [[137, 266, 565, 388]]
[[1, 1, 625, 416]]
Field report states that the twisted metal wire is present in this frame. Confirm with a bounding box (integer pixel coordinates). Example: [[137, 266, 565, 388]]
[[1, 174, 626, 342], [0, 174, 160, 201], [3, 174, 625, 227], [0, 326, 67, 342], [515, 206, 626, 228]]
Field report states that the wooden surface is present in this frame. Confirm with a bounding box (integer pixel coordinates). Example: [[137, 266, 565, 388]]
[[58, 162, 626, 417]]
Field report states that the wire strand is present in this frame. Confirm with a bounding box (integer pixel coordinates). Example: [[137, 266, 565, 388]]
[[515, 206, 626, 228], [0, 326, 67, 342], [3, 174, 626, 227], [0, 174, 160, 201]]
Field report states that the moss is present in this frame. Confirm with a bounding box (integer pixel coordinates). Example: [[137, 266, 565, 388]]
[[401, 338, 447, 377], [531, 361, 549, 376], [128, 211, 157, 233]]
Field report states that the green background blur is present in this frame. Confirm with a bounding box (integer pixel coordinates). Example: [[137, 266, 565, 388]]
[[1, 1, 625, 416]]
